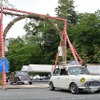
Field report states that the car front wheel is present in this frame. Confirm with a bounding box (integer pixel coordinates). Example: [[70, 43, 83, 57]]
[[10, 82, 13, 85], [70, 83, 79, 94], [49, 82, 55, 91], [29, 82, 32, 85]]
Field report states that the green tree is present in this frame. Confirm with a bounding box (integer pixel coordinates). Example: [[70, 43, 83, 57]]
[[72, 11, 100, 63], [0, 0, 13, 7], [6, 36, 42, 71], [55, 0, 100, 64], [55, 0, 77, 24], [24, 20, 60, 64]]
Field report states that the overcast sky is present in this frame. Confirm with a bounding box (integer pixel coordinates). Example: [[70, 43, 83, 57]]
[[3, 0, 100, 38]]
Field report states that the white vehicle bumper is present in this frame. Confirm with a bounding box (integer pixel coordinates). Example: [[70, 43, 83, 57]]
[[24, 81, 29, 84], [80, 86, 100, 92]]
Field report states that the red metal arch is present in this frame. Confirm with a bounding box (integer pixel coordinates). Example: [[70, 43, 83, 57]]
[[0, 7, 83, 87]]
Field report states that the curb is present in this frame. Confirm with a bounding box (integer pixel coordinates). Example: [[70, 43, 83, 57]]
[[0, 84, 49, 89]]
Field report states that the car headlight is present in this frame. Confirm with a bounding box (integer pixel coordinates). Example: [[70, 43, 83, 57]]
[[80, 78, 85, 83]]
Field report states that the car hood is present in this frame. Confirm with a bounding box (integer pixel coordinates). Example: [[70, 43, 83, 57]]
[[17, 75, 30, 79], [76, 74, 100, 81]]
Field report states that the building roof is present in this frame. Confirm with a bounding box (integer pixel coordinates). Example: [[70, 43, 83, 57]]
[[21, 64, 53, 72], [21, 65, 29, 71]]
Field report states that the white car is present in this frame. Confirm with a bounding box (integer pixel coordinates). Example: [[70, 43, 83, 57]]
[[49, 64, 100, 94]]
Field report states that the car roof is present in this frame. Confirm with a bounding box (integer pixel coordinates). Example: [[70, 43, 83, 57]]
[[56, 64, 83, 69]]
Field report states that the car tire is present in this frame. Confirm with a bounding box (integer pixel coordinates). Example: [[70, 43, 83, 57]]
[[10, 82, 13, 85], [70, 83, 79, 94], [29, 82, 32, 85], [49, 82, 55, 91], [21, 82, 24, 85], [16, 80, 20, 85]]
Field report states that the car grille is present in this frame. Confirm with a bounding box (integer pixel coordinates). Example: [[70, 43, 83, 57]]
[[21, 77, 30, 80], [84, 81, 100, 87]]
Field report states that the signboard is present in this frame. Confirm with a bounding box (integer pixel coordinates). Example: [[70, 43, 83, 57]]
[[58, 46, 63, 56], [0, 57, 9, 73]]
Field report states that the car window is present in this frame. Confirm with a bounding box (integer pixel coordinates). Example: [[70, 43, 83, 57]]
[[53, 68, 60, 76], [60, 69, 68, 75], [68, 67, 90, 75], [16, 71, 28, 76]]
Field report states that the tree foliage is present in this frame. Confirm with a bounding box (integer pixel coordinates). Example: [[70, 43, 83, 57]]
[[24, 20, 60, 64], [0, 0, 14, 7], [72, 11, 100, 63], [55, 0, 77, 24], [6, 36, 42, 71]]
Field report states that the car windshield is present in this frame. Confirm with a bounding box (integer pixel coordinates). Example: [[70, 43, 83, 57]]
[[16, 71, 28, 76], [68, 67, 90, 75]]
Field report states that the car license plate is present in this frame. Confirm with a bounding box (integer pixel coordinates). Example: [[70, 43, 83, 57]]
[[24, 81, 28, 83]]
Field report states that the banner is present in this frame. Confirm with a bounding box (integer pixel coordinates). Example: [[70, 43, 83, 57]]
[[58, 46, 63, 56], [0, 57, 9, 73]]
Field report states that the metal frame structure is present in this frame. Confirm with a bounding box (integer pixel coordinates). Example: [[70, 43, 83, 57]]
[[0, 7, 83, 87]]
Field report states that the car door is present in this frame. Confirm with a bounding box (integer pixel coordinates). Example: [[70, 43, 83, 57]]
[[52, 68, 60, 87], [57, 68, 70, 89]]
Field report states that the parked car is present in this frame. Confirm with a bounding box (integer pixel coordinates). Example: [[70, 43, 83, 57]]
[[49, 64, 100, 94], [10, 71, 32, 85]]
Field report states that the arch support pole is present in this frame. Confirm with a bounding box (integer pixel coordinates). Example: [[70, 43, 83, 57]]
[[0, 6, 6, 90]]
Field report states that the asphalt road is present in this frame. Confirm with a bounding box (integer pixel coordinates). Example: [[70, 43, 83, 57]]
[[0, 82, 100, 100]]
